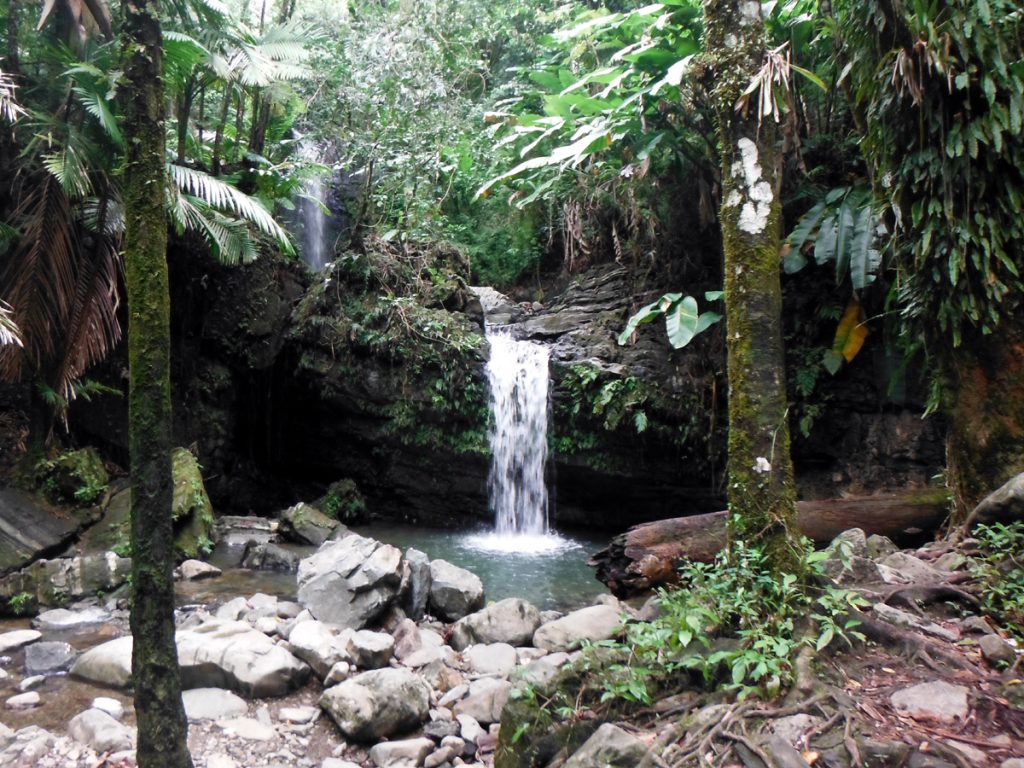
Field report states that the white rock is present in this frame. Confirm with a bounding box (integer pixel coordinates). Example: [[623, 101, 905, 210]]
[[464, 643, 518, 677], [175, 559, 223, 581], [890, 681, 969, 723], [368, 737, 434, 768], [449, 598, 541, 650], [218, 716, 277, 741], [182, 688, 248, 722], [278, 706, 319, 724], [6, 692, 40, 709], [91, 697, 125, 720], [456, 713, 484, 743], [68, 708, 135, 753], [33, 606, 110, 631], [533, 605, 622, 651], [70, 636, 133, 688]]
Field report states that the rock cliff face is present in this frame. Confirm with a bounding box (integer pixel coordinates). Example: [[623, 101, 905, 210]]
[[71, 240, 942, 531]]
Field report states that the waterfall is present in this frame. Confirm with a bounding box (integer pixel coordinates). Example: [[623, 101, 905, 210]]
[[298, 171, 329, 272], [485, 328, 551, 537]]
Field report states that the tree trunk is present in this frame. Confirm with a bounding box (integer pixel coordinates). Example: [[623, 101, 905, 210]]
[[591, 491, 950, 595], [704, 0, 800, 570], [946, 319, 1024, 519], [212, 86, 231, 176], [176, 77, 195, 165], [6, 0, 19, 75], [121, 1, 193, 766]]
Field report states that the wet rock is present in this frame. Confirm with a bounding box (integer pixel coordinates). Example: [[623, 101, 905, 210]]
[[286, 619, 353, 679], [175, 559, 222, 581], [979, 634, 1016, 667], [24, 641, 76, 675], [70, 635, 133, 687], [533, 604, 622, 651], [34, 606, 111, 631], [37, 447, 109, 506], [182, 688, 249, 721], [320, 668, 431, 742], [401, 549, 432, 622], [464, 643, 517, 677], [177, 619, 311, 697], [368, 737, 434, 768], [297, 535, 403, 629], [216, 515, 277, 547], [449, 598, 541, 650], [890, 681, 969, 723], [428, 559, 484, 622], [563, 723, 649, 768], [0, 629, 41, 653], [279, 502, 339, 547], [346, 629, 395, 670], [0, 551, 131, 611], [6, 691, 40, 709], [18, 675, 44, 691], [453, 678, 512, 724], [866, 534, 898, 559], [68, 708, 134, 753]]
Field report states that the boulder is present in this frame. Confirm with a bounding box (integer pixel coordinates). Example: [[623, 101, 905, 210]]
[[449, 598, 541, 650], [453, 678, 512, 724], [170, 448, 217, 559], [68, 708, 134, 753], [464, 643, 518, 677], [820, 529, 881, 585], [36, 447, 109, 506], [33, 606, 110, 631], [979, 634, 1016, 667], [216, 515, 277, 547], [285, 620, 353, 679], [297, 535, 403, 628], [878, 552, 945, 584], [319, 668, 431, 742], [968, 472, 1024, 528], [369, 737, 435, 768], [70, 636, 133, 688], [533, 604, 622, 651], [182, 688, 249, 721], [428, 559, 484, 621], [563, 723, 649, 768], [0, 551, 131, 611], [346, 629, 395, 669], [0, 629, 41, 653], [175, 559, 222, 581], [24, 641, 77, 675], [278, 502, 339, 547], [890, 681, 969, 724], [177, 619, 311, 697], [240, 541, 301, 571], [401, 548, 432, 621]]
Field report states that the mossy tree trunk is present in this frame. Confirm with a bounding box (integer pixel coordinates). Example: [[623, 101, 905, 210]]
[[121, 1, 193, 766], [704, 0, 801, 572], [946, 318, 1024, 518]]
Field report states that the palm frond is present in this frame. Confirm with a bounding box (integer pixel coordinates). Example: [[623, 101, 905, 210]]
[[82, 195, 125, 237], [169, 163, 294, 254], [73, 86, 124, 148], [42, 144, 94, 199], [0, 302, 23, 348], [0, 70, 27, 123], [169, 190, 258, 264]]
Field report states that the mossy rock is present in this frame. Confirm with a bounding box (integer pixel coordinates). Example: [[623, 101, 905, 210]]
[[85, 448, 216, 561], [36, 447, 109, 506], [315, 479, 367, 524], [278, 501, 341, 546]]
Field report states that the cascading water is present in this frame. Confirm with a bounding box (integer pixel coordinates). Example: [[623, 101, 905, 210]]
[[297, 172, 329, 272], [486, 329, 551, 537]]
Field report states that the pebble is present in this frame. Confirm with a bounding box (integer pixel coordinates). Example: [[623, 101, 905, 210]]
[[19, 675, 45, 691], [6, 691, 41, 709]]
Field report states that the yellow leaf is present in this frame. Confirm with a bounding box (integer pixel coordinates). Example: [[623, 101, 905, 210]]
[[832, 300, 868, 363], [802, 751, 820, 765]]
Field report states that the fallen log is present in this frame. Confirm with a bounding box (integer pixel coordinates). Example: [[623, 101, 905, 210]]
[[590, 490, 950, 596]]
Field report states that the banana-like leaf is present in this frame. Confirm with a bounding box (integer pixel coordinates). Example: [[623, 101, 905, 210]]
[[825, 300, 868, 374], [618, 291, 721, 349], [849, 205, 880, 290]]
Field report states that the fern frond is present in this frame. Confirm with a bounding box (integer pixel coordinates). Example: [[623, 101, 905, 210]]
[[0, 70, 27, 123], [169, 163, 294, 254], [0, 302, 23, 348]]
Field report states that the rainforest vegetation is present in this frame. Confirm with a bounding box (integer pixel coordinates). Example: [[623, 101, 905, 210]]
[[0, 0, 1023, 765]]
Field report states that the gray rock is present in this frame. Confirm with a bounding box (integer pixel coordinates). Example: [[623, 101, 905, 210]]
[[979, 634, 1016, 667], [182, 688, 249, 721], [456, 713, 484, 744], [24, 640, 76, 675], [0, 725, 54, 768], [0, 551, 131, 611], [216, 515, 276, 547], [320, 668, 431, 742], [70, 635, 133, 687], [6, 691, 39, 709], [428, 559, 484, 622], [968, 472, 1024, 528], [0, 485, 88, 578], [177, 619, 311, 697], [68, 708, 134, 753], [279, 502, 339, 547], [533, 604, 622, 651], [240, 541, 301, 572], [175, 559, 222, 580], [346, 629, 395, 669], [761, 735, 814, 768], [1001, 759, 1024, 768], [866, 534, 898, 559], [0, 629, 41, 653], [91, 696, 125, 720], [322, 761, 362, 768], [878, 552, 945, 584], [464, 643, 517, 677], [393, 618, 422, 660], [32, 606, 109, 631], [820, 529, 881, 584], [890, 681, 969, 723], [219, 717, 277, 741], [772, 714, 823, 747], [286, 620, 353, 679], [453, 678, 512, 724], [324, 661, 352, 686], [872, 603, 959, 642], [18, 675, 44, 691], [278, 705, 319, 724], [516, 651, 570, 688], [449, 598, 541, 650], [401, 549, 432, 621], [216, 596, 250, 621], [563, 723, 649, 767], [368, 737, 434, 768], [424, 746, 454, 768], [297, 535, 403, 629]]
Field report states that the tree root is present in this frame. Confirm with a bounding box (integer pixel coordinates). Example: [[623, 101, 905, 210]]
[[852, 608, 985, 675]]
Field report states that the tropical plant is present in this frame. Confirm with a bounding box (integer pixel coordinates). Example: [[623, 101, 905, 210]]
[[618, 290, 722, 349]]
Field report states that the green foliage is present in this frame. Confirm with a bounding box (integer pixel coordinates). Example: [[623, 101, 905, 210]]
[[619, 291, 722, 350], [834, 0, 1024, 345], [8, 592, 34, 616], [318, 479, 368, 524], [969, 521, 1024, 637], [597, 540, 867, 703]]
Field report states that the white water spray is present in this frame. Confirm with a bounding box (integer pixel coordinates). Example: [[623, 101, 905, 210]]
[[485, 329, 551, 538], [298, 172, 329, 272]]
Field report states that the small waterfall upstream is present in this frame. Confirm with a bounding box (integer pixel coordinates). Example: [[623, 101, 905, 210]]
[[486, 329, 551, 536], [297, 172, 329, 272]]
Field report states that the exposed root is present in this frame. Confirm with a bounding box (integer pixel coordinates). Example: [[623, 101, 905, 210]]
[[853, 608, 985, 675]]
